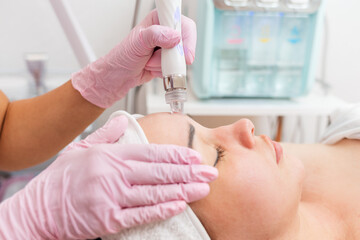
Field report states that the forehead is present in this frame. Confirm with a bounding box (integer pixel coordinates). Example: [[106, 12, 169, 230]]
[[137, 113, 191, 146]]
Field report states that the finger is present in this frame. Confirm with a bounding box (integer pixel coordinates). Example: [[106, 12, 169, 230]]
[[123, 160, 218, 185], [150, 9, 160, 25], [144, 64, 160, 73], [145, 49, 161, 71], [121, 183, 209, 208], [143, 9, 196, 64], [85, 115, 128, 145], [138, 70, 153, 84], [108, 144, 202, 164], [125, 183, 210, 208], [181, 15, 197, 64], [114, 201, 186, 230], [150, 71, 163, 78], [62, 140, 83, 153], [141, 25, 181, 50], [62, 116, 127, 152]]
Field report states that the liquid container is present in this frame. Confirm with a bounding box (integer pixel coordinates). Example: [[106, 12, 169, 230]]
[[192, 0, 324, 99]]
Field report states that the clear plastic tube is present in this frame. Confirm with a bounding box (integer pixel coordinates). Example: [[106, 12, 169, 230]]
[[165, 89, 187, 113]]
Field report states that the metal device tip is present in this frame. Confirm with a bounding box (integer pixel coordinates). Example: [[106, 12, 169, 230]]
[[170, 101, 184, 114]]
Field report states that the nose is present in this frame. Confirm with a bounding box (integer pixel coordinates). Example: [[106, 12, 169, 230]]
[[230, 118, 255, 149]]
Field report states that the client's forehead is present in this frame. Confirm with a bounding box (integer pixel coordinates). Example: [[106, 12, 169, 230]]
[[137, 112, 190, 146]]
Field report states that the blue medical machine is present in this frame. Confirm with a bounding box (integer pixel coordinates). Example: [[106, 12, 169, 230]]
[[192, 0, 325, 99]]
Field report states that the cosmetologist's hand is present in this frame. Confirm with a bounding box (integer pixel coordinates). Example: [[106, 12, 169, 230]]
[[72, 9, 196, 108], [0, 115, 217, 239]]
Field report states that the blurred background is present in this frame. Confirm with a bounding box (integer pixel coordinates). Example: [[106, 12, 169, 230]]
[[1, 0, 359, 101]]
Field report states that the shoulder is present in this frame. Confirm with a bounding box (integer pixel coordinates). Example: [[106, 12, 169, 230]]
[[331, 139, 360, 156], [0, 90, 9, 130]]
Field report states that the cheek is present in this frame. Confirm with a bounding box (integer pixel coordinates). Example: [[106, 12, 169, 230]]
[[230, 160, 283, 211], [192, 151, 305, 237], [219, 153, 300, 231]]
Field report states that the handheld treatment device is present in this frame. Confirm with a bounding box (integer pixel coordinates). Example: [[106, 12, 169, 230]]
[[155, 0, 187, 114]]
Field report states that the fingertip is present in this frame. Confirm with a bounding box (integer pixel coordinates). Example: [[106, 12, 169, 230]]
[[109, 115, 128, 134], [196, 183, 210, 200], [211, 167, 219, 180], [182, 183, 210, 202], [175, 201, 187, 212], [151, 71, 163, 78], [150, 9, 160, 25], [165, 201, 187, 216], [152, 201, 187, 221], [146, 49, 161, 68], [111, 115, 128, 128], [187, 148, 202, 164], [184, 46, 195, 65], [181, 14, 197, 33], [181, 15, 197, 63], [198, 165, 219, 182], [101, 115, 129, 143], [172, 146, 202, 164]]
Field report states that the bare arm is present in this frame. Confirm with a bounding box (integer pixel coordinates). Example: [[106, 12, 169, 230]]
[[0, 81, 104, 171]]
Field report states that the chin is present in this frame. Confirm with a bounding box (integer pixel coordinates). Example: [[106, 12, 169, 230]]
[[285, 153, 306, 202]]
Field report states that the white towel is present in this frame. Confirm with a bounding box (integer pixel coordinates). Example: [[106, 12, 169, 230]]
[[320, 104, 360, 144], [101, 111, 210, 240]]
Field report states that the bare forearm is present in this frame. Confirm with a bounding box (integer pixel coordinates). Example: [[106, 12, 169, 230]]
[[0, 81, 104, 171]]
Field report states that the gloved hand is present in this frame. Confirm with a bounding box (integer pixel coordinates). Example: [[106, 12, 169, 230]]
[[72, 9, 196, 108], [0, 116, 217, 240]]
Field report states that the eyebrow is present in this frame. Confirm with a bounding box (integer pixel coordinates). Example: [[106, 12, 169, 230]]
[[187, 123, 195, 148]]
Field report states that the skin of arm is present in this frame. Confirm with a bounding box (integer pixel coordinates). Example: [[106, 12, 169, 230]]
[[0, 80, 104, 171]]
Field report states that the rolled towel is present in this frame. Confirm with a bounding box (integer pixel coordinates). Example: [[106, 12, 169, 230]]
[[321, 104, 360, 144], [101, 111, 210, 240]]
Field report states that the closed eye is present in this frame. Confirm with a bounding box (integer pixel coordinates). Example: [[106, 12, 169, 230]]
[[214, 146, 225, 167]]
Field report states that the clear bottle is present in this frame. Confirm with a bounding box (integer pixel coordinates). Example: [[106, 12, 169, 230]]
[[214, 10, 250, 95], [247, 12, 281, 96], [274, 13, 311, 96]]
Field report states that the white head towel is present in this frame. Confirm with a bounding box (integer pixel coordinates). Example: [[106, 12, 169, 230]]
[[101, 111, 210, 240], [320, 104, 360, 144]]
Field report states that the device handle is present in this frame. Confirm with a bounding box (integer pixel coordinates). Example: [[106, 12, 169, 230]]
[[155, 0, 186, 77]]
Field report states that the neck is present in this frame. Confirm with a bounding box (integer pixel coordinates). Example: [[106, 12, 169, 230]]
[[270, 202, 346, 240], [281, 143, 350, 239], [296, 202, 347, 240]]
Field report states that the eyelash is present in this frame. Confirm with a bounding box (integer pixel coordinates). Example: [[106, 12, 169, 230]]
[[214, 146, 226, 167]]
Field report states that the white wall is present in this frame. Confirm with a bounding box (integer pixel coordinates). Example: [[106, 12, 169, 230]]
[[325, 0, 360, 102], [0, 0, 136, 74]]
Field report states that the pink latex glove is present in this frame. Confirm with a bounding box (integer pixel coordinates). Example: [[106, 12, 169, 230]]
[[72, 9, 196, 108], [0, 116, 217, 239]]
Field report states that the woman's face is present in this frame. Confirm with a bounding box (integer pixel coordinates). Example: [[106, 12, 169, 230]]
[[138, 113, 305, 239]]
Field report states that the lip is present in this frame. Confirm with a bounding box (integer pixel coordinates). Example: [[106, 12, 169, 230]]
[[272, 141, 283, 164], [262, 135, 278, 164]]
